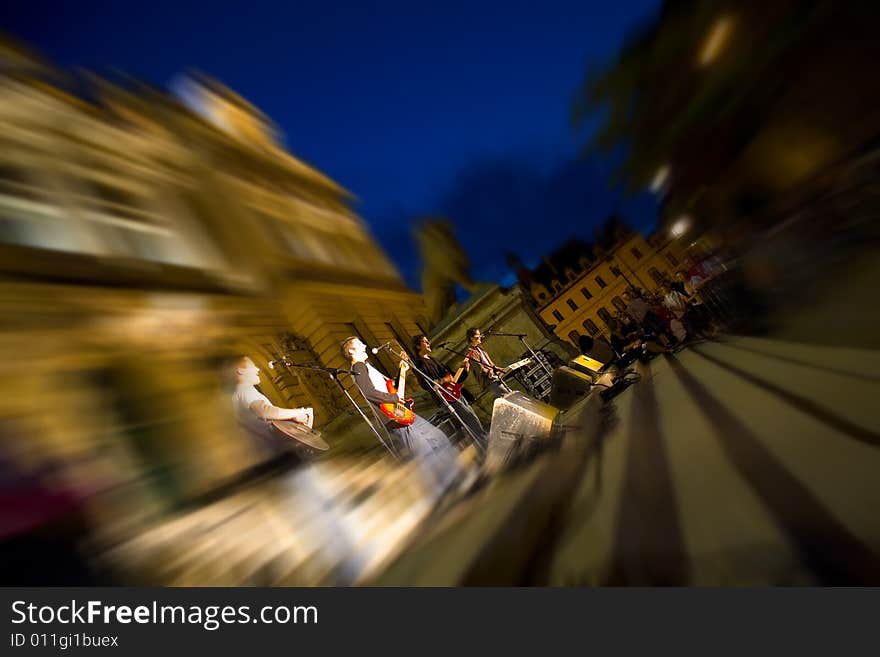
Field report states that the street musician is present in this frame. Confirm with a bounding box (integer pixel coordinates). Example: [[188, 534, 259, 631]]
[[465, 327, 511, 396], [412, 334, 472, 401], [341, 337, 461, 490], [412, 334, 487, 450], [228, 356, 314, 457]]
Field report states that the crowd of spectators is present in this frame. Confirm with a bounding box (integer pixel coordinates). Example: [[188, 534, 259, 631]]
[[576, 254, 730, 374]]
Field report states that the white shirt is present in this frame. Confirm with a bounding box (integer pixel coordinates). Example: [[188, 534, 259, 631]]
[[365, 363, 391, 391], [664, 290, 689, 318], [232, 384, 274, 437]]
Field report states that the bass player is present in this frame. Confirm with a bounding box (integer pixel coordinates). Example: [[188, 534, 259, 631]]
[[412, 334, 487, 451], [341, 337, 460, 490]]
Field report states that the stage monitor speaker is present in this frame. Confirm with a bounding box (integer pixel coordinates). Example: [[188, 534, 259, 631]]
[[550, 366, 595, 410], [570, 355, 605, 377], [485, 391, 559, 473]]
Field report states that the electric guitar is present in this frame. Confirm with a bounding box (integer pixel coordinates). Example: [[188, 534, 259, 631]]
[[379, 351, 416, 426], [440, 364, 467, 402]]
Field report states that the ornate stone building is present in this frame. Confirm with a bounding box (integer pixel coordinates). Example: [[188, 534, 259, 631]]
[[0, 41, 428, 553]]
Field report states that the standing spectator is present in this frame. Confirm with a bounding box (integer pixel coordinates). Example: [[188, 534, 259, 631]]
[[624, 288, 676, 347], [662, 284, 690, 342]]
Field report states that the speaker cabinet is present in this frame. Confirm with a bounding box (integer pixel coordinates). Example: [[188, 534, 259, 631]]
[[485, 392, 559, 473], [549, 366, 595, 410]]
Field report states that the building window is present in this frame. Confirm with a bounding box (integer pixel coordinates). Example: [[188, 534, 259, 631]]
[[532, 284, 549, 299], [666, 252, 679, 266], [0, 164, 71, 251], [595, 276, 607, 289], [580, 287, 592, 300], [611, 266, 621, 277], [568, 330, 581, 346], [612, 296, 627, 311], [552, 310, 564, 322], [552, 280, 562, 292], [631, 247, 643, 259], [597, 307, 613, 326], [566, 299, 578, 311], [582, 319, 600, 336], [649, 267, 663, 283]]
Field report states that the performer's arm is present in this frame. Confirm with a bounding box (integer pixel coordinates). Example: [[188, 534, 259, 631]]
[[351, 362, 400, 404], [249, 400, 313, 427], [457, 359, 470, 383], [466, 349, 484, 373], [469, 349, 498, 377]]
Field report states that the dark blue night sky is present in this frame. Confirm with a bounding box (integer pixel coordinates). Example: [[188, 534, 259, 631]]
[[4, 0, 662, 288]]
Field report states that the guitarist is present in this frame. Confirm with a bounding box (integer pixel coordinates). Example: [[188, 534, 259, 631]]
[[466, 327, 511, 397], [412, 334, 473, 402], [341, 337, 460, 489], [228, 356, 314, 459], [412, 335, 487, 451]]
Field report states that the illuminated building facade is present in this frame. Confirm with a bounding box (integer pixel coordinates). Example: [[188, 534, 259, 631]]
[[0, 41, 428, 557], [521, 231, 688, 347]]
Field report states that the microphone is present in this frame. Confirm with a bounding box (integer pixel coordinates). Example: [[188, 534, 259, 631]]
[[268, 356, 290, 369], [433, 341, 450, 349], [371, 341, 393, 355]]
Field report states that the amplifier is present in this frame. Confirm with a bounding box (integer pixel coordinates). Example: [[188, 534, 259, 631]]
[[485, 391, 560, 473], [570, 354, 606, 377], [550, 366, 596, 410]]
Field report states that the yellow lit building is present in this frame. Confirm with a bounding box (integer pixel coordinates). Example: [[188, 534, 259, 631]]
[[0, 41, 428, 565], [525, 232, 688, 347]]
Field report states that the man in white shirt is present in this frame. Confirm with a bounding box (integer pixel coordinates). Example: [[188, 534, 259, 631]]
[[230, 356, 314, 456], [341, 337, 460, 494]]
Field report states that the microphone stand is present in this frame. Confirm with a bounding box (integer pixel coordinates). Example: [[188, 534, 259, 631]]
[[374, 344, 486, 454], [272, 360, 399, 460]]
